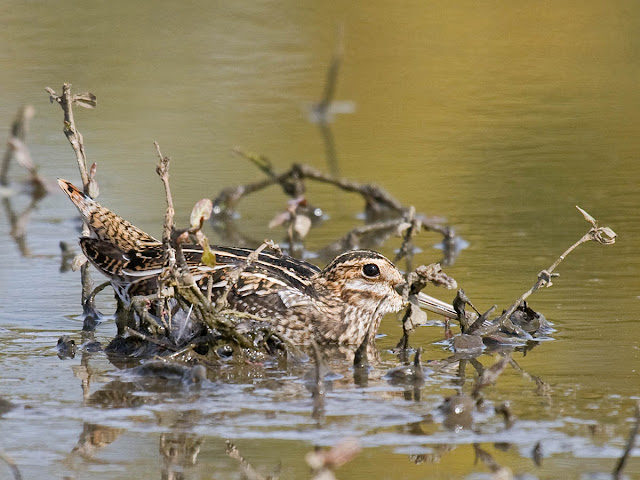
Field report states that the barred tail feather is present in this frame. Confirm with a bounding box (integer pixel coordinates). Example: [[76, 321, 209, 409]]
[[58, 178, 160, 251]]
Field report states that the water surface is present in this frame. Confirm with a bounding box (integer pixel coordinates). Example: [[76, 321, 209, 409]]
[[1, 1, 639, 479]]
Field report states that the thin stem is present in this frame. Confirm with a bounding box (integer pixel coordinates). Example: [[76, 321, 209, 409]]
[[497, 232, 592, 324]]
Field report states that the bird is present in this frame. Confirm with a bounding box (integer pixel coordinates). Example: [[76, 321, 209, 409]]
[[58, 179, 457, 346]]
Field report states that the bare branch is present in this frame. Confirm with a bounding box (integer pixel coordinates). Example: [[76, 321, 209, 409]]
[[45, 84, 96, 197], [477, 207, 617, 337]]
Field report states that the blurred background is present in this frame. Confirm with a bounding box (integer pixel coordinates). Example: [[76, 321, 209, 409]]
[[0, 1, 638, 479]]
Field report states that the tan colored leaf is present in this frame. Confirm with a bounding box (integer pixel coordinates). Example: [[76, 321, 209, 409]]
[[293, 214, 312, 239], [575, 205, 597, 227], [595, 226, 617, 245], [190, 199, 213, 229]]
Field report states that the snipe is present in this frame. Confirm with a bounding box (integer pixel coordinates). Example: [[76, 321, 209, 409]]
[[59, 179, 456, 345]]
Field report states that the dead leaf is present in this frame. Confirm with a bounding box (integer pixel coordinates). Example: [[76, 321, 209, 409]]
[[576, 205, 597, 227], [293, 214, 312, 239], [594, 226, 617, 245], [190, 199, 213, 229]]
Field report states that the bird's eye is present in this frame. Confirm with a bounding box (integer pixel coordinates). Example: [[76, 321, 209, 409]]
[[362, 263, 380, 277]]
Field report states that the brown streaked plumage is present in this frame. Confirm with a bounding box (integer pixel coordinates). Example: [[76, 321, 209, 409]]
[[59, 179, 457, 345]]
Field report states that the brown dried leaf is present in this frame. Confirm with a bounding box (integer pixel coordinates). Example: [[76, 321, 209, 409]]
[[72, 92, 97, 109], [415, 264, 458, 290], [190, 199, 213, 229]]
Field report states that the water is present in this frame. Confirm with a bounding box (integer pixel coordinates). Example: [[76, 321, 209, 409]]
[[1, 1, 639, 478]]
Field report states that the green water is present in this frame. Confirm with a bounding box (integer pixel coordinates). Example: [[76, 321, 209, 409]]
[[0, 1, 638, 478]]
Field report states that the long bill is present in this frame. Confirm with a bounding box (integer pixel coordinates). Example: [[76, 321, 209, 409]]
[[416, 292, 458, 319]]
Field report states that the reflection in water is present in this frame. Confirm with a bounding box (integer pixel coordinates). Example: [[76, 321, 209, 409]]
[[160, 432, 203, 480], [306, 23, 355, 177], [2, 195, 40, 257], [70, 423, 124, 460]]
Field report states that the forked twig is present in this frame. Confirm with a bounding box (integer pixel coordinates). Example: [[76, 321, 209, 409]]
[[476, 206, 617, 337], [45, 84, 97, 197]]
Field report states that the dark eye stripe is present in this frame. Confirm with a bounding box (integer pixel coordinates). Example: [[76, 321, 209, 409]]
[[362, 263, 380, 277]]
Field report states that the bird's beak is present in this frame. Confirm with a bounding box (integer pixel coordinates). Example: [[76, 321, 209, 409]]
[[416, 292, 458, 319]]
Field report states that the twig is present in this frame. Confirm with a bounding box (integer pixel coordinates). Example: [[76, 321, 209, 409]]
[[613, 401, 640, 479], [155, 142, 174, 246], [394, 206, 419, 263], [124, 327, 177, 351], [213, 160, 406, 216], [477, 207, 617, 337], [213, 240, 278, 311], [320, 217, 407, 255], [45, 84, 96, 196]]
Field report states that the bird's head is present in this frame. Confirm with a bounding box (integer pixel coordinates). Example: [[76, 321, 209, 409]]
[[318, 250, 406, 317]]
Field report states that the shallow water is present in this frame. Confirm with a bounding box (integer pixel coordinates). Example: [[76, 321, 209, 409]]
[[1, 1, 639, 479]]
